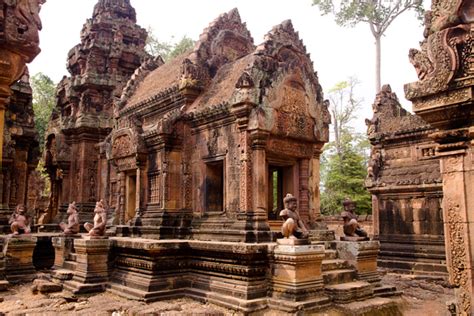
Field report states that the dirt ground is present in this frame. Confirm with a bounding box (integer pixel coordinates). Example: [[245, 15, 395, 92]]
[[0, 272, 455, 315], [382, 272, 456, 316]]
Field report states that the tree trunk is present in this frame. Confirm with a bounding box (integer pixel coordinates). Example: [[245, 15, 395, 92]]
[[375, 35, 381, 93]]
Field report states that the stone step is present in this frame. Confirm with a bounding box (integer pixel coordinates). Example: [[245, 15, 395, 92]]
[[322, 259, 349, 271], [324, 250, 338, 260], [334, 296, 401, 315], [67, 253, 77, 261], [373, 285, 402, 297], [63, 260, 77, 271], [325, 281, 373, 303], [378, 259, 448, 275], [63, 279, 106, 295], [322, 269, 357, 285], [52, 269, 74, 281]]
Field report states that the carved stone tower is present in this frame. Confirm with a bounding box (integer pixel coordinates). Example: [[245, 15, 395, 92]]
[[43, 0, 149, 224]]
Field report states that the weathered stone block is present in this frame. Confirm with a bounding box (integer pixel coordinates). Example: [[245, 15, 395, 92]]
[[32, 279, 63, 294], [52, 236, 78, 269], [270, 243, 329, 312], [335, 240, 381, 284], [64, 237, 111, 294], [4, 235, 37, 283]]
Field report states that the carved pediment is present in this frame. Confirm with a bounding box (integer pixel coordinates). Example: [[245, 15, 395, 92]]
[[112, 133, 133, 159], [190, 8, 255, 76], [111, 127, 147, 160]]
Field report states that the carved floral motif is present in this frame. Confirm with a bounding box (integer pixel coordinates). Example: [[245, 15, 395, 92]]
[[445, 197, 471, 314], [112, 134, 133, 158]]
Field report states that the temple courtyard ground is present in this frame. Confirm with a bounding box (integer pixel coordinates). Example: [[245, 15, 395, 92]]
[[0, 271, 455, 315]]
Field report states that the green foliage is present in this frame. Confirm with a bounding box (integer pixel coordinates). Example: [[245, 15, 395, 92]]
[[320, 78, 371, 215], [320, 132, 371, 215], [168, 36, 195, 60], [312, 0, 424, 32], [146, 27, 195, 61], [31, 72, 56, 150], [312, 0, 425, 92]]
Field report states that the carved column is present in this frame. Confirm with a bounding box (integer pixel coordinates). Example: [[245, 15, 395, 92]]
[[299, 158, 310, 222], [309, 147, 322, 222], [403, 3, 474, 312], [135, 167, 141, 212], [371, 194, 380, 239], [250, 130, 269, 216], [118, 172, 126, 224], [438, 145, 474, 313]]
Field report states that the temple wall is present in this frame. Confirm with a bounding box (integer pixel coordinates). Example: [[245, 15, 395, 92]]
[[366, 86, 446, 276], [0, 75, 39, 231]]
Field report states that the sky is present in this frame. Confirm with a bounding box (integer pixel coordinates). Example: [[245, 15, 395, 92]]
[[28, 0, 430, 134]]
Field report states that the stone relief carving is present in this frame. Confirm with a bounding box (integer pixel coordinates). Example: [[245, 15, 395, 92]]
[[445, 197, 471, 314]]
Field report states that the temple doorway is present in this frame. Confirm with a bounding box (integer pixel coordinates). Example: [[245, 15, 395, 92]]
[[125, 172, 137, 223], [205, 160, 224, 213], [268, 164, 295, 220]]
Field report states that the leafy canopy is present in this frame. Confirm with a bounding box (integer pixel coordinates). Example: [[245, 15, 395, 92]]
[[320, 78, 371, 215], [312, 0, 424, 36], [146, 27, 195, 61], [31, 72, 56, 150], [321, 132, 371, 215]]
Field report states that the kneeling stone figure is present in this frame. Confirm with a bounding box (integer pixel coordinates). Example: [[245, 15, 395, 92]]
[[280, 193, 309, 239]]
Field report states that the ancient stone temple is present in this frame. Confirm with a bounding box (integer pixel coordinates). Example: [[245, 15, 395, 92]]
[[105, 9, 328, 241], [365, 85, 446, 275], [39, 9, 395, 314], [405, 0, 474, 313], [43, 0, 150, 225], [0, 71, 40, 231]]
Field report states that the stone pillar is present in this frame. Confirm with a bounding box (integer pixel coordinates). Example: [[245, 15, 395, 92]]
[[135, 167, 141, 211], [299, 159, 310, 222], [4, 236, 37, 283], [335, 240, 381, 285], [371, 194, 380, 239], [65, 237, 111, 294], [250, 130, 269, 215], [269, 242, 329, 312], [239, 130, 253, 213], [309, 148, 322, 222], [438, 148, 474, 313]]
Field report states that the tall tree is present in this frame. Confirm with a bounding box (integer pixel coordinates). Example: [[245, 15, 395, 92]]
[[146, 27, 195, 61], [312, 0, 424, 92], [31, 73, 56, 150], [320, 79, 371, 214], [328, 77, 362, 158], [321, 133, 371, 214]]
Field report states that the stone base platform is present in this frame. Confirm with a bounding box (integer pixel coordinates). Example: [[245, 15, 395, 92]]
[[4, 235, 37, 283], [63, 237, 111, 295], [325, 281, 373, 303], [335, 240, 382, 284], [40, 236, 402, 314], [334, 297, 401, 316], [107, 238, 271, 313]]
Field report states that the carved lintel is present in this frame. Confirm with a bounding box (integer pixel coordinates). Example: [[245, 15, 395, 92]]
[[429, 128, 471, 155]]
